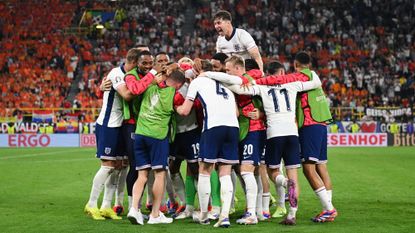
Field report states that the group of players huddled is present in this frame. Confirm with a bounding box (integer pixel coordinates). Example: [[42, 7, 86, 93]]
[[83, 10, 337, 227]]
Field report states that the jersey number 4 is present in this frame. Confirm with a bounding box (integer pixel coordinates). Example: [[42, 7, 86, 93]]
[[268, 88, 291, 112], [216, 82, 229, 99]]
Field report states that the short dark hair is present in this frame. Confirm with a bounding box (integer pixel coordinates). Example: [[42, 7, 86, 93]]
[[156, 51, 168, 56], [212, 53, 229, 65], [138, 50, 152, 61], [295, 51, 311, 65], [244, 59, 259, 71], [213, 10, 232, 22], [169, 70, 186, 84], [266, 61, 285, 75]]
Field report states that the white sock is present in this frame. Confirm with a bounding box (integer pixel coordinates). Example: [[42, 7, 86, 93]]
[[166, 170, 176, 203], [115, 166, 128, 206], [315, 187, 334, 210], [255, 175, 263, 216], [241, 172, 257, 215], [185, 205, 194, 213], [171, 173, 185, 205], [101, 169, 119, 209], [230, 170, 237, 209], [87, 166, 114, 208], [262, 192, 270, 212], [327, 189, 332, 204], [212, 205, 221, 214], [198, 174, 211, 213], [219, 175, 233, 218], [287, 207, 297, 219], [275, 174, 287, 208], [128, 196, 132, 210]]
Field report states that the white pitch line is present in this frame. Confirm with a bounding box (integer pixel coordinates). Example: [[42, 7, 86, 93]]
[[0, 148, 93, 160], [15, 157, 96, 163]]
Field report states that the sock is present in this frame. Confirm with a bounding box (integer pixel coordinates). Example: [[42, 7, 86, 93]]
[[262, 192, 270, 212], [210, 170, 221, 207], [287, 207, 298, 219], [128, 196, 132, 210], [115, 166, 128, 206], [255, 175, 263, 216], [230, 170, 237, 209], [315, 187, 334, 211], [171, 173, 186, 205], [275, 174, 287, 208], [166, 170, 176, 204], [219, 175, 233, 218], [241, 172, 257, 215], [101, 169, 119, 209], [185, 205, 195, 213], [87, 166, 114, 208], [198, 174, 211, 213], [185, 175, 196, 206], [327, 189, 332, 204], [212, 205, 221, 214]]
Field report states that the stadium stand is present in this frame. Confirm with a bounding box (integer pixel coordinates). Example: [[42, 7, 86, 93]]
[[0, 0, 414, 123]]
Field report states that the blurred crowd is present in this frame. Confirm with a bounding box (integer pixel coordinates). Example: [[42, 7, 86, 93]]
[[0, 0, 414, 123]]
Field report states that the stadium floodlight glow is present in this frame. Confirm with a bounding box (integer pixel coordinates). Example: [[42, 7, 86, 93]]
[[96, 24, 104, 29]]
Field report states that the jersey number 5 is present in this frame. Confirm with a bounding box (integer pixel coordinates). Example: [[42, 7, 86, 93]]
[[268, 88, 291, 112]]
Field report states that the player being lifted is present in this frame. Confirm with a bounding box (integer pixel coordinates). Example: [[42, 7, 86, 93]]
[[202, 55, 322, 225], [214, 10, 264, 73]]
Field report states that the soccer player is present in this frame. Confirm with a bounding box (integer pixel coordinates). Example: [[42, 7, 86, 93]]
[[202, 63, 322, 225], [264, 61, 288, 219], [218, 56, 266, 225], [213, 10, 264, 73], [84, 48, 141, 220], [171, 61, 207, 220], [254, 52, 338, 223], [176, 60, 239, 228], [113, 46, 152, 216], [122, 49, 164, 213], [127, 69, 186, 225], [211, 52, 229, 72]]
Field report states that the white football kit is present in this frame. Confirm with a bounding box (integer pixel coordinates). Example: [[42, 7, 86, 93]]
[[216, 28, 257, 59], [186, 76, 238, 131], [96, 65, 126, 127]]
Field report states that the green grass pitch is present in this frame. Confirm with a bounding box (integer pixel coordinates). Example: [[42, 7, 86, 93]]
[[1, 147, 414, 233]]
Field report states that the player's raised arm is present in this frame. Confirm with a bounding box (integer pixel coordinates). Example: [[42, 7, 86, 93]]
[[202, 71, 243, 85], [247, 46, 263, 74], [299, 72, 322, 91], [225, 84, 258, 96]]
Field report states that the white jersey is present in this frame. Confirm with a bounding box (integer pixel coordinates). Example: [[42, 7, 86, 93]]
[[216, 28, 257, 59], [186, 76, 238, 131], [176, 83, 198, 133], [219, 71, 322, 139], [96, 65, 126, 127]]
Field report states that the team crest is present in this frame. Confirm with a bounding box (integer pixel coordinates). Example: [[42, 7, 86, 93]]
[[104, 147, 112, 155], [234, 44, 241, 51]]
